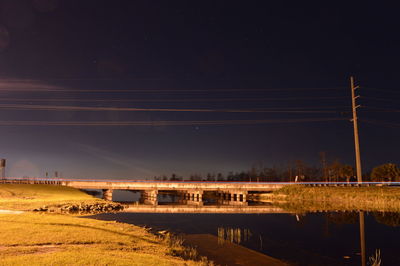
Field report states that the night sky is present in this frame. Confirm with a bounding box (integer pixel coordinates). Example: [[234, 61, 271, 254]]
[[0, 0, 399, 178]]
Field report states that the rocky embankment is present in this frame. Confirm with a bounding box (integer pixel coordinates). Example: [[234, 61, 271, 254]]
[[33, 202, 124, 214]]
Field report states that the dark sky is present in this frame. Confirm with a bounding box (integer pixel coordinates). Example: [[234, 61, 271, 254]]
[[0, 0, 399, 178]]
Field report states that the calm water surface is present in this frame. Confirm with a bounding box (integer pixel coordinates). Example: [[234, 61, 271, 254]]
[[89, 192, 400, 265]]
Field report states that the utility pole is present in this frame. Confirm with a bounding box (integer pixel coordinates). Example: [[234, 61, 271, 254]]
[[350, 76, 362, 183]]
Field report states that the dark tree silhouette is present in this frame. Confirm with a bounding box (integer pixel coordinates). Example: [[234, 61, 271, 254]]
[[371, 163, 400, 182]]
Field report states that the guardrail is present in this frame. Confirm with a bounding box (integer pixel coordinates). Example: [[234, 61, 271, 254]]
[[0, 177, 399, 187], [0, 178, 62, 185]]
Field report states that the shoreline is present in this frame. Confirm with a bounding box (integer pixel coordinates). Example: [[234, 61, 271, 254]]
[[258, 185, 400, 212], [0, 184, 207, 265]]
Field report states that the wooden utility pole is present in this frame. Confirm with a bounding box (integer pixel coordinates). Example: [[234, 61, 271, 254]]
[[350, 76, 362, 183]]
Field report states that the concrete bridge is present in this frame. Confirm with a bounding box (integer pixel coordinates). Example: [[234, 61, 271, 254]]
[[1, 178, 288, 205], [61, 179, 287, 205], [1, 178, 385, 205]]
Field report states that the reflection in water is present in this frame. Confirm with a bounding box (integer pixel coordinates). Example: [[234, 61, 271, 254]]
[[359, 212, 382, 266], [373, 212, 400, 227], [91, 191, 400, 265], [327, 211, 358, 224], [217, 227, 251, 245], [90, 210, 400, 265], [369, 249, 382, 266], [360, 211, 366, 266]]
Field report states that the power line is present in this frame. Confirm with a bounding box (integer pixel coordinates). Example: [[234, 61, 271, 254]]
[[361, 96, 400, 104], [361, 106, 400, 112], [363, 87, 400, 94], [0, 87, 346, 93], [0, 101, 349, 110], [0, 104, 346, 113], [0, 118, 347, 126], [0, 96, 349, 103], [360, 119, 400, 128]]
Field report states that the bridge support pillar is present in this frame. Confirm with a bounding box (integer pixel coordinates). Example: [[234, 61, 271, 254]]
[[241, 193, 247, 202], [217, 191, 248, 205], [140, 190, 158, 205], [217, 191, 233, 203], [240, 192, 248, 202], [232, 193, 237, 201], [102, 189, 113, 201], [186, 190, 203, 206]]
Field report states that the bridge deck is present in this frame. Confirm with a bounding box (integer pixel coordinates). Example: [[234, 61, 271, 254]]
[[0, 177, 392, 191], [60, 180, 286, 191]]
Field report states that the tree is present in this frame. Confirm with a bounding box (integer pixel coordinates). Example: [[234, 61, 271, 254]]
[[170, 173, 182, 181], [319, 151, 328, 182], [216, 173, 224, 181], [306, 166, 321, 182], [371, 163, 400, 182], [190, 174, 202, 181], [341, 165, 355, 183], [327, 160, 354, 182], [295, 160, 306, 181], [328, 160, 342, 182], [249, 167, 258, 182], [226, 172, 235, 181], [263, 167, 277, 182], [206, 173, 215, 181]]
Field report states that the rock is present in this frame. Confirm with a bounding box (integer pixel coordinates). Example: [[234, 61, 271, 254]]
[[36, 202, 124, 214]]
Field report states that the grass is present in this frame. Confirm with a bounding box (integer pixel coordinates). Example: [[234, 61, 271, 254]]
[[0, 184, 102, 210], [0, 184, 208, 265], [266, 185, 400, 212], [0, 213, 201, 265]]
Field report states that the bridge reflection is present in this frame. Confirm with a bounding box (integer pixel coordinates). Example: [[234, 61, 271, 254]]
[[122, 204, 293, 214], [137, 190, 250, 206]]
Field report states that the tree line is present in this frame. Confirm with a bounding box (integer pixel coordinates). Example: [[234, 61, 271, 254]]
[[153, 161, 400, 183]]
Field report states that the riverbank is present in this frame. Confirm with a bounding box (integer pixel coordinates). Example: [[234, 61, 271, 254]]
[[0, 212, 207, 265], [0, 184, 102, 211], [0, 184, 207, 265], [0, 184, 123, 213], [262, 185, 400, 212]]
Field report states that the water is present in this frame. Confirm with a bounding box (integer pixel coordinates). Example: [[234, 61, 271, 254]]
[[88, 191, 400, 265]]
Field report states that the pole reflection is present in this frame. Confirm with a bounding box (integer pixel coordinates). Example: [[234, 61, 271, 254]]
[[359, 211, 366, 266]]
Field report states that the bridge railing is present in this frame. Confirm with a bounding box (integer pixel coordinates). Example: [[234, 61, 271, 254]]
[[0, 177, 62, 185], [1, 177, 400, 187]]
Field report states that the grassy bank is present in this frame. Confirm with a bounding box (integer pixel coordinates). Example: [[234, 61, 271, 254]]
[[0, 213, 202, 265], [0, 184, 206, 265], [0, 184, 101, 210], [265, 185, 400, 212]]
